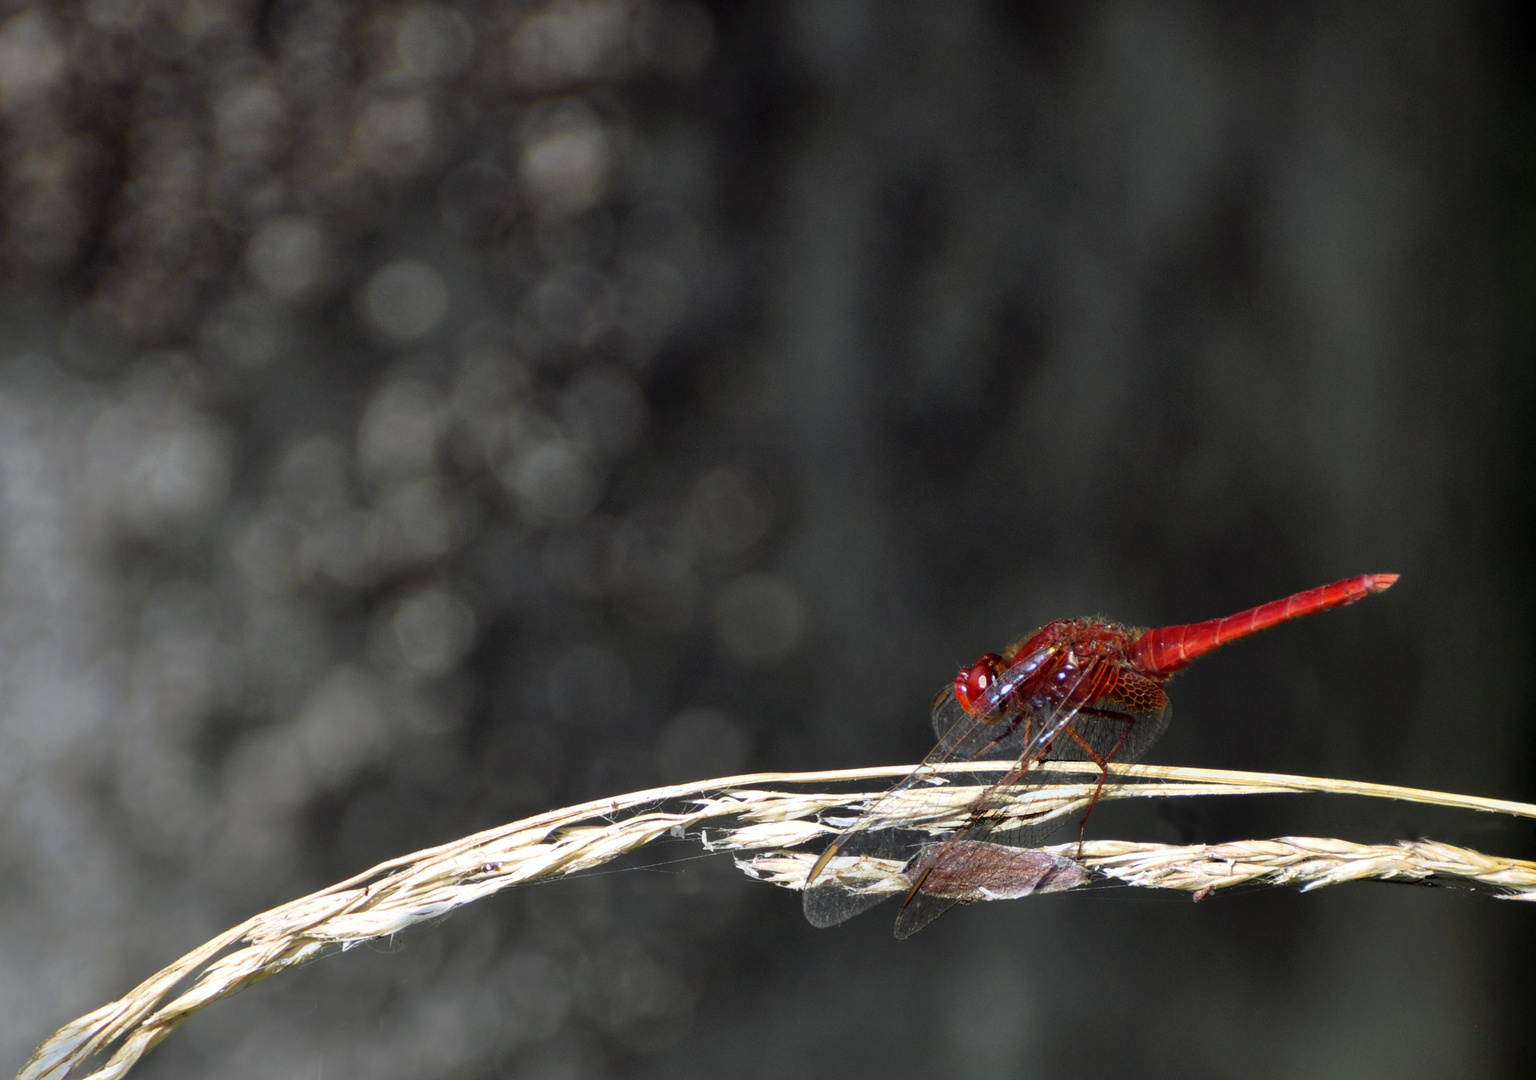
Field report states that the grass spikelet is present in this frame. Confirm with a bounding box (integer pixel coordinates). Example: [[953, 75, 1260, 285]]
[[17, 761, 1536, 1080]]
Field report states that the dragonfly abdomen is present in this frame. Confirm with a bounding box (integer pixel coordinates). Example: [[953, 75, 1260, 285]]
[[1132, 573, 1397, 676]]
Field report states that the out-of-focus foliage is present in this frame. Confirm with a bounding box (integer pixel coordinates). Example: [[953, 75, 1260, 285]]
[[0, 2, 758, 1072]]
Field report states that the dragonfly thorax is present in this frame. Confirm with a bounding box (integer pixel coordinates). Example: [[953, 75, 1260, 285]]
[[955, 619, 1146, 718]]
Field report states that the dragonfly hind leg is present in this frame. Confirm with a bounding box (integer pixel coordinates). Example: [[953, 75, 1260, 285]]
[[1060, 707, 1137, 857]]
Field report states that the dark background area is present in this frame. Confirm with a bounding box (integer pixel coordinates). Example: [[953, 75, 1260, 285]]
[[1, 1, 1533, 1077]]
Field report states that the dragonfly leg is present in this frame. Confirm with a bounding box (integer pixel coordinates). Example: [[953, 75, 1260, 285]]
[[1061, 709, 1136, 858]]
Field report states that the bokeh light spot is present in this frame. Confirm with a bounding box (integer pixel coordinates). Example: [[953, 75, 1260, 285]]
[[353, 94, 436, 177], [246, 215, 326, 302], [510, 1, 632, 88], [363, 260, 450, 343], [714, 572, 807, 666], [520, 100, 610, 217], [0, 11, 65, 110], [505, 438, 598, 523], [396, 5, 475, 80], [358, 378, 446, 483], [391, 587, 478, 678], [653, 707, 748, 784]]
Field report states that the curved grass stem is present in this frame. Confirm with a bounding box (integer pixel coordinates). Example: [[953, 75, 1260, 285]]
[[17, 762, 1536, 1080]]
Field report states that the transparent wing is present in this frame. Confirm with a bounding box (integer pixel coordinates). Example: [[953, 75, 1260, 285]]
[[801, 642, 1060, 929], [893, 667, 1173, 938], [892, 653, 1104, 938]]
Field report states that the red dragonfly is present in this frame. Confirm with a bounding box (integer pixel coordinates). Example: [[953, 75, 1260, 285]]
[[802, 573, 1399, 937]]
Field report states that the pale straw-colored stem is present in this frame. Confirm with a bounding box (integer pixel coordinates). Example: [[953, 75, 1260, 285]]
[[738, 837, 1536, 898], [17, 762, 1536, 1080]]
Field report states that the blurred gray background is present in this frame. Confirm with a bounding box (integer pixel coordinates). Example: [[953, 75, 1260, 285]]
[[2, 1, 1533, 1078]]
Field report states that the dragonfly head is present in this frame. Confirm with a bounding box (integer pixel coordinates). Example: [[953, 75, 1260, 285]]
[[953, 653, 1006, 715]]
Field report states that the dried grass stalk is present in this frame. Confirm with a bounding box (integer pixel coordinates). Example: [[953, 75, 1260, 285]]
[[17, 762, 1536, 1080], [738, 836, 1536, 899]]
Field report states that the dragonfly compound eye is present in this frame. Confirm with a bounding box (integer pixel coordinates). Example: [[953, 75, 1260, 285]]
[[954, 653, 1005, 714]]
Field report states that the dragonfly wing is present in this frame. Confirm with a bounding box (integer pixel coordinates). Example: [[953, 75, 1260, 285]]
[[808, 643, 1096, 931], [930, 684, 968, 741], [894, 839, 1093, 938], [892, 655, 1106, 937], [802, 700, 1014, 928], [893, 881, 961, 939], [898, 673, 1171, 934], [1046, 698, 1172, 766], [1111, 694, 1173, 763], [802, 829, 918, 927], [890, 806, 1017, 938], [890, 763, 1073, 938]]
